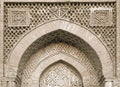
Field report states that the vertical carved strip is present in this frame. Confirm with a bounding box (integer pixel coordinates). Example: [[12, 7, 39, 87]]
[[0, 0, 4, 78], [116, 0, 120, 87], [117, 0, 120, 77]]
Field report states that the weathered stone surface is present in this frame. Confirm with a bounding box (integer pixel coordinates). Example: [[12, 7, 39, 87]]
[[90, 7, 113, 26], [8, 8, 30, 27], [0, 0, 119, 87], [0, 0, 3, 79]]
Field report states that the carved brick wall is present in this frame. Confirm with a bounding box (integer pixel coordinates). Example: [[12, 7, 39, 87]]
[[1, 1, 118, 87], [21, 43, 102, 87], [16, 30, 102, 84], [4, 2, 116, 65]]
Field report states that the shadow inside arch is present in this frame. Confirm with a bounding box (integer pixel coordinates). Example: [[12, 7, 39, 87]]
[[16, 29, 103, 87]]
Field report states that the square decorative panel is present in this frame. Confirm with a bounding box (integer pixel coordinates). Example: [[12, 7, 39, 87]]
[[90, 7, 113, 26], [8, 8, 30, 26]]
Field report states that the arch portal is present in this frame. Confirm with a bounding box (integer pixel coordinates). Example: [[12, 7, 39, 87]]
[[7, 20, 113, 87]]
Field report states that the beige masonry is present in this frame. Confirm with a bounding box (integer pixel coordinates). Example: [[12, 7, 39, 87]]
[[9, 20, 113, 78], [24, 52, 91, 87], [0, 0, 120, 87]]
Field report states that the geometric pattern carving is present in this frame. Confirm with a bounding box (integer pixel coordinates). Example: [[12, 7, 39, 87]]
[[4, 2, 116, 64], [90, 7, 113, 26], [20, 43, 102, 87], [40, 62, 83, 87], [8, 8, 30, 26]]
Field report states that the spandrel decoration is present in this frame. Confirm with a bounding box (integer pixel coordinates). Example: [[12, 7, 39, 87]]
[[8, 8, 30, 26], [90, 7, 113, 26]]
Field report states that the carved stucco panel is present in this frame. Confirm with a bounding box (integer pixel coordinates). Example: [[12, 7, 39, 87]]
[[40, 62, 83, 87]]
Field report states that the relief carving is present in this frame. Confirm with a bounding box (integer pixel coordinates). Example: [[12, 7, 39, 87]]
[[48, 6, 70, 18], [40, 63, 83, 87], [90, 7, 113, 26], [8, 8, 30, 26]]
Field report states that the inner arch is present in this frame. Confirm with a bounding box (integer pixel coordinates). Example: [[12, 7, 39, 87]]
[[17, 30, 102, 83], [39, 61, 83, 87]]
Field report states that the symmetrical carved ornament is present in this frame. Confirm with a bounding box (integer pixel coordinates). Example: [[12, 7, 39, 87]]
[[4, 2, 116, 64], [8, 8, 30, 26], [90, 7, 113, 26], [48, 6, 70, 18], [19, 43, 102, 87], [40, 62, 83, 87]]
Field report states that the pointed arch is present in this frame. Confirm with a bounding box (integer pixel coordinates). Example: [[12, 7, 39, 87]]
[[8, 20, 113, 79], [21, 53, 91, 87]]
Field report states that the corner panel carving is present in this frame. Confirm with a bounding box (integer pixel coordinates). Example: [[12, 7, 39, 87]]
[[90, 7, 113, 26], [8, 8, 30, 26]]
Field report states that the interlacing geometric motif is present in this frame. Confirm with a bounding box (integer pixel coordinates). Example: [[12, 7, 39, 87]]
[[4, 2, 116, 63], [20, 43, 102, 87], [40, 62, 83, 87]]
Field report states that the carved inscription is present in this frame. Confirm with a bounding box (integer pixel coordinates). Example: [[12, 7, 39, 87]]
[[8, 8, 30, 26], [90, 7, 113, 26]]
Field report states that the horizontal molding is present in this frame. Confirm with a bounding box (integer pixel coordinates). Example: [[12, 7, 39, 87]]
[[0, 77, 15, 81], [3, 0, 116, 3]]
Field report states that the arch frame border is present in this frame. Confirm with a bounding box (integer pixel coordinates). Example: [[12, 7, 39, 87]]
[[8, 20, 113, 78]]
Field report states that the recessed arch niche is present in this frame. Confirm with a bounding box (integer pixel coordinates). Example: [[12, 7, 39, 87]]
[[19, 42, 102, 87], [7, 20, 113, 87]]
